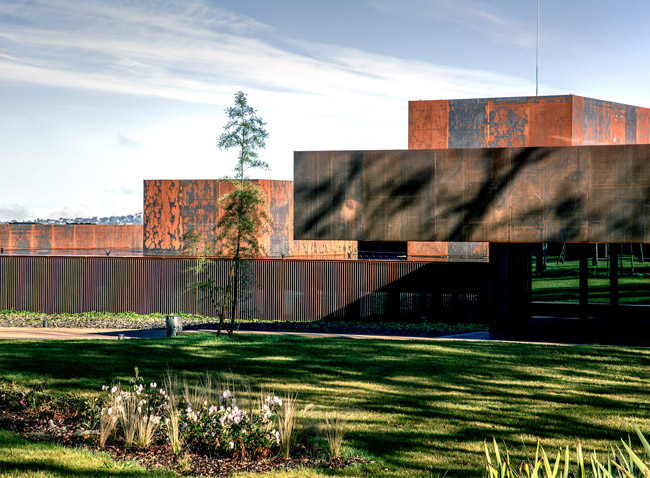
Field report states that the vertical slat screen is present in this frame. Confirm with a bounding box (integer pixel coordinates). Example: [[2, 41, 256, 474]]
[[0, 256, 488, 323]]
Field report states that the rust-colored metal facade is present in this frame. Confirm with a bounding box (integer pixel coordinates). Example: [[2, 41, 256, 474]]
[[0, 255, 487, 322], [405, 95, 650, 259], [0, 224, 142, 256], [409, 95, 650, 149], [294, 144, 650, 244], [144, 179, 356, 258]]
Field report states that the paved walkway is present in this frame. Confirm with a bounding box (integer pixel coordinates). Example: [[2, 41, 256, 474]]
[[0, 327, 166, 340], [0, 326, 530, 343]]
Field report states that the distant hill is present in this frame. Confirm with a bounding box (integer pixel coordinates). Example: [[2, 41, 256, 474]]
[[2, 212, 143, 225]]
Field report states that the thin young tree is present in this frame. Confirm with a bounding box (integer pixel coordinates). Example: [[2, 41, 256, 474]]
[[185, 91, 271, 337]]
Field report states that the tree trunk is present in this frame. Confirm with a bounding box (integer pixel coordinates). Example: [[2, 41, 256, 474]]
[[630, 244, 635, 274], [557, 243, 567, 264], [217, 262, 236, 338], [592, 243, 599, 266], [229, 259, 240, 338], [640, 244, 645, 263]]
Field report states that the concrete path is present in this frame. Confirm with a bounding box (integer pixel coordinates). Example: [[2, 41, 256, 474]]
[[0, 327, 166, 340], [0, 326, 508, 342]]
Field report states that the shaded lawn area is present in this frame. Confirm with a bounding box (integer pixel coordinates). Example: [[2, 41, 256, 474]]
[[1, 334, 650, 477]]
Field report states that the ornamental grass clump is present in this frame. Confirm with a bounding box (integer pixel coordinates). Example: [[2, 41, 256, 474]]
[[323, 409, 348, 459], [162, 374, 183, 455], [275, 393, 314, 459], [99, 369, 168, 449]]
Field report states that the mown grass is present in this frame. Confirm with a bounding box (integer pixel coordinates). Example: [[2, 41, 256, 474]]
[[1, 334, 650, 477], [532, 258, 650, 304], [0, 429, 176, 478]]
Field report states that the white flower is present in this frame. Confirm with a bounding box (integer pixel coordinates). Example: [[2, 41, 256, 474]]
[[160, 389, 166, 395], [116, 395, 122, 403], [150, 382, 157, 388], [102, 385, 108, 391], [111, 386, 118, 394], [107, 407, 112, 416], [229, 441, 234, 449], [222, 389, 231, 399]]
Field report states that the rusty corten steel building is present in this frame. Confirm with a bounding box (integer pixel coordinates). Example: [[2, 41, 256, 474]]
[[0, 224, 142, 256], [294, 94, 650, 331], [297, 95, 650, 244], [406, 95, 650, 259], [143, 179, 357, 258], [409, 95, 650, 149]]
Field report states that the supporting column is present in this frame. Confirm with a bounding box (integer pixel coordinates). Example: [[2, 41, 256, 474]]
[[579, 249, 589, 322], [489, 243, 532, 334], [610, 244, 619, 320]]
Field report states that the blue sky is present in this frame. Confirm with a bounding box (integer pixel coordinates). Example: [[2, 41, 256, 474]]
[[1, 0, 649, 221]]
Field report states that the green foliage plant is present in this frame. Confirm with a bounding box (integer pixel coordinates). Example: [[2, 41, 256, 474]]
[[486, 425, 650, 478], [184, 90, 272, 338]]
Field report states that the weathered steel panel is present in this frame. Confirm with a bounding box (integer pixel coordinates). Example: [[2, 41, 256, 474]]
[[407, 241, 488, 261], [582, 97, 627, 145], [588, 144, 650, 243], [0, 224, 142, 255], [448, 99, 488, 148], [488, 100, 528, 147], [527, 96, 573, 146], [362, 150, 435, 241], [294, 145, 650, 244], [408, 100, 449, 149], [409, 95, 650, 150], [637, 107, 650, 144], [144, 178, 356, 258]]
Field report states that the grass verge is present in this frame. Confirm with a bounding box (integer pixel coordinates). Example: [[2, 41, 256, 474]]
[[0, 429, 176, 477], [1, 334, 649, 477]]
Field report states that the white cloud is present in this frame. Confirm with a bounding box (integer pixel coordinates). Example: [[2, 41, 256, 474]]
[[0, 0, 539, 108], [0, 0, 552, 219], [0, 204, 33, 222]]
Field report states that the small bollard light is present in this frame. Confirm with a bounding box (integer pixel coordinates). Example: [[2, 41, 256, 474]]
[[43, 319, 48, 328], [118, 333, 125, 340], [166, 315, 183, 337]]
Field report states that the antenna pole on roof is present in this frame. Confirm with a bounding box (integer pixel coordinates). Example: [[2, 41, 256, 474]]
[[536, 0, 539, 96]]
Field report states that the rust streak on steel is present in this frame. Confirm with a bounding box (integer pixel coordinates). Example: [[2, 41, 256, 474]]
[[143, 179, 357, 258]]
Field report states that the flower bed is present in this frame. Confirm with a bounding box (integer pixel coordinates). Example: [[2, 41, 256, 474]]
[[0, 373, 364, 477]]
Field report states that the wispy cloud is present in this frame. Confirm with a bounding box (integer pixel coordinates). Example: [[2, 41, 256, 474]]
[[117, 134, 143, 149], [0, 0, 538, 110], [369, 0, 535, 48]]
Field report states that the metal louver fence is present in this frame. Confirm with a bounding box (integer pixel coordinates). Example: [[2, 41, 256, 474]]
[[0, 255, 488, 323]]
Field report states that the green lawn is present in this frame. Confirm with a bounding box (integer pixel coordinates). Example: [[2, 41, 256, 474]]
[[1, 334, 650, 477], [532, 258, 650, 304]]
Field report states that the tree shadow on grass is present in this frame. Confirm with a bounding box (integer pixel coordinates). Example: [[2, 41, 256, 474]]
[[1, 336, 650, 477]]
